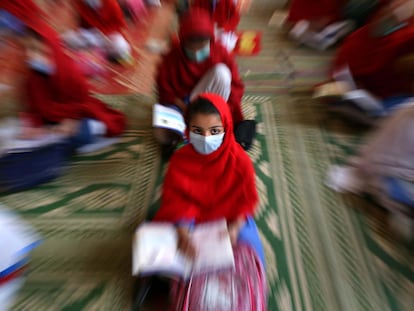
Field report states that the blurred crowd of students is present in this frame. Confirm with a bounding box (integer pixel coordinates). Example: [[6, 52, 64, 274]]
[[285, 0, 414, 114], [0, 1, 269, 309], [1, 0, 412, 308], [0, 0, 252, 152], [283, 0, 414, 235]]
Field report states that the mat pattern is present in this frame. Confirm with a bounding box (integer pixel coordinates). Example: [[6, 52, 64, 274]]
[[1, 94, 161, 310], [236, 2, 413, 309], [0, 0, 413, 310]]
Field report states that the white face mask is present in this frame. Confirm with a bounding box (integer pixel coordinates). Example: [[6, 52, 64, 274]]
[[27, 58, 55, 75], [85, 0, 102, 9], [190, 132, 225, 155], [185, 43, 210, 63]]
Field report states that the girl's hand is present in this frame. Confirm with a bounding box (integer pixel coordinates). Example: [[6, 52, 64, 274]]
[[19, 126, 46, 139], [228, 218, 246, 246], [52, 119, 80, 136], [174, 98, 187, 113], [228, 223, 240, 246], [176, 226, 196, 259]]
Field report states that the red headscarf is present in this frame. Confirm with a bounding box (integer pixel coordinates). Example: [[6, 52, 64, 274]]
[[75, 0, 126, 35], [192, 0, 241, 32], [333, 16, 414, 98], [154, 93, 258, 224], [287, 0, 345, 25], [0, 0, 126, 136], [156, 8, 244, 124], [25, 25, 126, 135], [0, 0, 44, 29]]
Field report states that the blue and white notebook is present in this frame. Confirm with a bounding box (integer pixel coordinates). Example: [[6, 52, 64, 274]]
[[152, 103, 186, 136], [0, 206, 41, 311], [0, 205, 42, 279]]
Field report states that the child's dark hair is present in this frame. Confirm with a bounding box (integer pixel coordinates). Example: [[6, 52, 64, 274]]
[[26, 28, 43, 41], [186, 35, 211, 44], [186, 96, 220, 124]]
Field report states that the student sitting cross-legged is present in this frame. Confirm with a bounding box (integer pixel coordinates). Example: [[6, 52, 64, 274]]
[[20, 19, 126, 153], [154, 93, 265, 267], [154, 8, 245, 155]]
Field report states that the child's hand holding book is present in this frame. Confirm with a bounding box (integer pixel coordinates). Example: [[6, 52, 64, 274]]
[[176, 226, 196, 260]]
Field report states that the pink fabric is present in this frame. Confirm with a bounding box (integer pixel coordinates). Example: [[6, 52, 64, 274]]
[[170, 244, 267, 311], [72, 48, 107, 77], [127, 0, 148, 21]]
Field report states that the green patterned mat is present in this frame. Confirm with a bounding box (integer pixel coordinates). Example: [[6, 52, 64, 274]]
[[1, 93, 412, 310], [235, 1, 413, 309], [1, 0, 413, 310], [1, 95, 162, 311], [251, 95, 413, 311], [148, 95, 413, 311]]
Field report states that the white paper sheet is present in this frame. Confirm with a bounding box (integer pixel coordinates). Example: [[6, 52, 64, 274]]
[[152, 104, 186, 136]]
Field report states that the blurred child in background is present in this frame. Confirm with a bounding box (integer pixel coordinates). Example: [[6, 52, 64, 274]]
[[62, 0, 132, 65], [154, 8, 244, 154], [1, 0, 127, 153], [191, 0, 242, 51]]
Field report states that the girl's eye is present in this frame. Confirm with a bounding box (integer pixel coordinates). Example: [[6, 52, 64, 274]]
[[211, 128, 221, 135], [192, 128, 202, 134]]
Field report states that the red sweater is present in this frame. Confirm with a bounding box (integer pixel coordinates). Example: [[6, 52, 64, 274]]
[[0, 1, 127, 136], [157, 8, 245, 124], [75, 0, 126, 34], [154, 93, 258, 223]]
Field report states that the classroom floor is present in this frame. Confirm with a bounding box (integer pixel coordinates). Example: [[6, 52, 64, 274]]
[[0, 0, 412, 310]]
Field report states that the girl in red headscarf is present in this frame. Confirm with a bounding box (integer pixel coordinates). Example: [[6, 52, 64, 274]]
[[192, 0, 240, 32], [0, 0, 43, 29], [154, 8, 244, 149], [191, 0, 241, 51], [62, 0, 131, 64], [332, 0, 414, 99], [154, 93, 265, 266], [1, 0, 126, 152], [23, 25, 126, 149], [287, 0, 345, 27], [286, 0, 356, 50]]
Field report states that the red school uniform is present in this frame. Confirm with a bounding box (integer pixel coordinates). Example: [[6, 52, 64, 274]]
[[154, 93, 258, 224], [156, 8, 245, 124]]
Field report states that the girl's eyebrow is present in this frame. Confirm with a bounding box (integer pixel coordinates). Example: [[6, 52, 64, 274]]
[[190, 125, 223, 130]]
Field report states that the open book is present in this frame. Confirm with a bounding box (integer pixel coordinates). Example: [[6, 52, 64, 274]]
[[152, 103, 186, 136], [313, 65, 356, 99], [268, 10, 288, 28], [0, 205, 41, 311], [0, 205, 41, 279], [313, 81, 353, 99], [132, 219, 235, 280], [2, 134, 66, 153], [314, 66, 385, 116], [0, 118, 66, 154]]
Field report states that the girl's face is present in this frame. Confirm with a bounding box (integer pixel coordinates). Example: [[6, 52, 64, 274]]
[[183, 38, 210, 63], [25, 35, 55, 74], [184, 39, 210, 53], [25, 35, 53, 64], [189, 113, 224, 136]]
